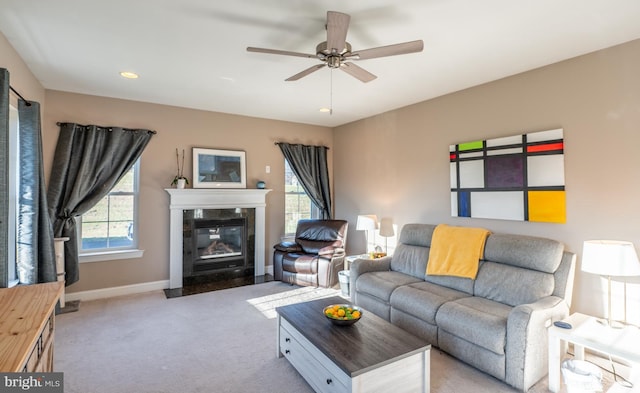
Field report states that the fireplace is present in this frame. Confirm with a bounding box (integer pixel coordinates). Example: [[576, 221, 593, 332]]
[[183, 214, 251, 278], [166, 188, 270, 289]]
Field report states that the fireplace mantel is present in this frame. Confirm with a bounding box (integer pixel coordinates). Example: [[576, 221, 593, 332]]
[[166, 188, 271, 289]]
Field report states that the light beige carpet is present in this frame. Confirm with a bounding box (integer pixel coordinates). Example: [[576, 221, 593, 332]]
[[55, 282, 623, 393]]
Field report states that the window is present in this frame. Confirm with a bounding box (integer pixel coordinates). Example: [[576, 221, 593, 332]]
[[284, 160, 318, 236], [78, 161, 140, 258]]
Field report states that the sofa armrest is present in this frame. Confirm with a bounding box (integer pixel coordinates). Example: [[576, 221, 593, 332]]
[[349, 256, 391, 302], [273, 241, 302, 253], [505, 296, 570, 391]]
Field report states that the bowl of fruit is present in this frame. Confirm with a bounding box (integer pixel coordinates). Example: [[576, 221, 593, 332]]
[[323, 304, 363, 326]]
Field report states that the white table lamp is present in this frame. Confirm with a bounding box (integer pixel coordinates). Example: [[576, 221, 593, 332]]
[[379, 217, 395, 254], [356, 214, 378, 254], [581, 240, 640, 328]]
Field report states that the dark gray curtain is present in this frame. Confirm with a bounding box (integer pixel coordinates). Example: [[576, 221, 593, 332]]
[[277, 142, 332, 219], [0, 69, 9, 287], [17, 100, 57, 284], [47, 123, 155, 286]]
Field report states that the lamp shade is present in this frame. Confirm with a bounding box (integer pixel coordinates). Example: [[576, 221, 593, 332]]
[[582, 240, 640, 277], [356, 215, 378, 231], [379, 217, 395, 237]]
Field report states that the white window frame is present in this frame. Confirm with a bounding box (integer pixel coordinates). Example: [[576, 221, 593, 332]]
[[284, 159, 320, 237], [78, 160, 144, 263]]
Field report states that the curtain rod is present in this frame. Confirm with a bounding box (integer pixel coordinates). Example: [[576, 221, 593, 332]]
[[56, 122, 157, 134], [9, 85, 32, 106], [274, 142, 329, 150]]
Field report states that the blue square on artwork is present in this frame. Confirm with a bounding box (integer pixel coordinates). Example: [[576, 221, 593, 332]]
[[458, 191, 471, 217], [486, 155, 524, 188]]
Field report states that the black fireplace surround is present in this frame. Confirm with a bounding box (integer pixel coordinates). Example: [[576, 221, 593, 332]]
[[182, 209, 255, 280]]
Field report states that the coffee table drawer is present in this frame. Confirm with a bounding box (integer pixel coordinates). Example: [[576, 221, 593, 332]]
[[280, 322, 349, 393]]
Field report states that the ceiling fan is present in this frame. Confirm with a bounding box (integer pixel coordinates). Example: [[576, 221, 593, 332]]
[[247, 11, 424, 83]]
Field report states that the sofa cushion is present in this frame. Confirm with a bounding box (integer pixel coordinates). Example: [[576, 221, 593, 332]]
[[390, 281, 470, 325], [436, 296, 512, 355], [425, 272, 475, 295], [390, 244, 430, 279], [474, 262, 555, 307], [397, 223, 437, 247], [484, 233, 564, 273], [388, 224, 436, 278], [355, 271, 421, 303]]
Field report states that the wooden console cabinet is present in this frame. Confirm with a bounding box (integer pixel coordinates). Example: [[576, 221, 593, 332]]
[[0, 281, 64, 372]]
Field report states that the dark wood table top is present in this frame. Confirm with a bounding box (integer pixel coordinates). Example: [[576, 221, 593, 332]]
[[276, 296, 430, 377]]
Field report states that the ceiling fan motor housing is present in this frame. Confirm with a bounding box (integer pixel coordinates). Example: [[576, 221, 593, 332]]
[[316, 41, 352, 68]]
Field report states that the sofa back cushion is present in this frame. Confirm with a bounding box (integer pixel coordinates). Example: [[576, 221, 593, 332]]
[[483, 233, 564, 273], [391, 243, 430, 279], [295, 219, 348, 254], [474, 262, 555, 306], [474, 233, 564, 306], [390, 224, 435, 278]]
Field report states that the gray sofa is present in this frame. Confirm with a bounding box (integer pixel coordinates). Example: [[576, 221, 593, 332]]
[[350, 223, 576, 392]]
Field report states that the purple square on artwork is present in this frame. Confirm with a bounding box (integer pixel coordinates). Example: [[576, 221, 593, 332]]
[[486, 155, 524, 188]]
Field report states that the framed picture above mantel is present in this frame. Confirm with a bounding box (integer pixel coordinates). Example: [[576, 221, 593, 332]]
[[193, 148, 246, 189]]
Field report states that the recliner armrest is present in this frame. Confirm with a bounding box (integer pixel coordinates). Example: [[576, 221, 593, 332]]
[[273, 241, 302, 253], [318, 246, 345, 257]]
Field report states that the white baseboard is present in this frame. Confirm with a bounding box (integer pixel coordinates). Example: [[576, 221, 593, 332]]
[[65, 268, 274, 303], [65, 280, 169, 303]]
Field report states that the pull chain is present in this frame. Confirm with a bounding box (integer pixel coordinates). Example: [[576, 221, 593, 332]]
[[330, 69, 333, 115]]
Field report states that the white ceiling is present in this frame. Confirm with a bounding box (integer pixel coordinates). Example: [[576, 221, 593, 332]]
[[2, 0, 640, 127]]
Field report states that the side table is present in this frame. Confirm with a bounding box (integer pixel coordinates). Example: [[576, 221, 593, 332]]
[[548, 312, 640, 392]]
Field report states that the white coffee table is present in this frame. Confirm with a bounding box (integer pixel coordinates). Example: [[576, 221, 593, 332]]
[[548, 313, 640, 392], [277, 296, 430, 393]]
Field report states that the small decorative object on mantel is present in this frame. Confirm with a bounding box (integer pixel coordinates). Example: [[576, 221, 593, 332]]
[[256, 180, 266, 189], [171, 148, 189, 189]]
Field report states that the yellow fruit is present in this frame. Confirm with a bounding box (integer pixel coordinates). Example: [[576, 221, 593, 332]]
[[337, 309, 346, 317], [352, 311, 361, 319]]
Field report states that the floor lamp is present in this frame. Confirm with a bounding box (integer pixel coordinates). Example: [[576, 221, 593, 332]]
[[356, 214, 378, 255], [581, 240, 640, 328]]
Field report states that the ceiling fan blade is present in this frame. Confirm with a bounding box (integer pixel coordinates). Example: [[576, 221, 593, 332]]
[[285, 64, 327, 81], [340, 62, 377, 83], [326, 11, 350, 54], [247, 47, 316, 59], [351, 40, 424, 60]]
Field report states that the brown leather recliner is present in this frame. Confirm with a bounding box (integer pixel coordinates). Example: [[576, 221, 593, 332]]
[[273, 219, 348, 288]]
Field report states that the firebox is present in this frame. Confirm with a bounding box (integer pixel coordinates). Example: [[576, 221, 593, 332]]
[[183, 217, 248, 277]]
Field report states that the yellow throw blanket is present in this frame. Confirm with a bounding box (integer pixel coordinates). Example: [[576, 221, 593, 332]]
[[426, 224, 490, 279]]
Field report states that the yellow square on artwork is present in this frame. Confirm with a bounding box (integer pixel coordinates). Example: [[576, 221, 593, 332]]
[[528, 191, 566, 223]]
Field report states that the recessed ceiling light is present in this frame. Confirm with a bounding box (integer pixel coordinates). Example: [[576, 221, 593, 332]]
[[119, 71, 139, 79], [319, 108, 331, 113]]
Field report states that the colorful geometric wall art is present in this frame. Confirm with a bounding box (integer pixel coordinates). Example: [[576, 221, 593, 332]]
[[450, 129, 565, 223]]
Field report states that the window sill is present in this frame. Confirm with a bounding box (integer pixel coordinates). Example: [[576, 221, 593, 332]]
[[79, 249, 144, 263]]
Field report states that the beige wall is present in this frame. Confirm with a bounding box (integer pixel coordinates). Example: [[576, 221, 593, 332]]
[[333, 39, 640, 324], [0, 33, 45, 108], [42, 91, 333, 293]]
